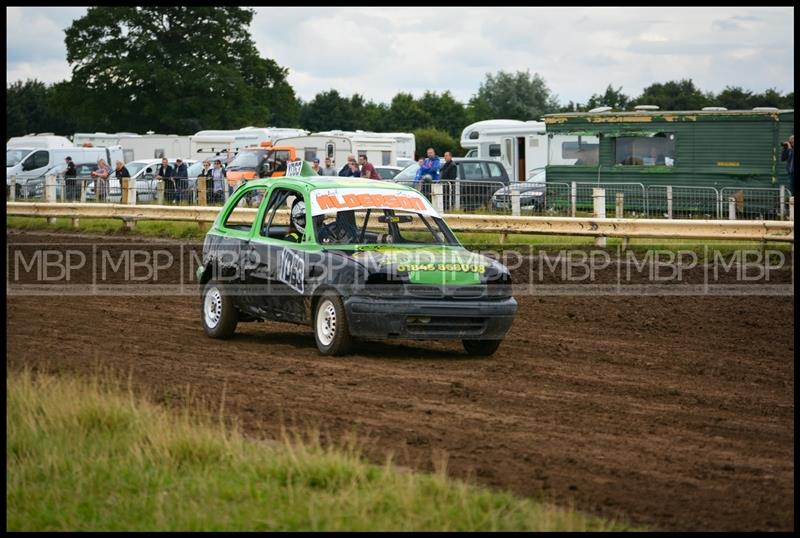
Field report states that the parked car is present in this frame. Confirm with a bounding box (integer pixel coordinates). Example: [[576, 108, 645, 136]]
[[197, 173, 518, 356], [376, 165, 403, 180], [88, 159, 197, 202], [490, 170, 548, 212], [26, 162, 98, 199], [392, 158, 510, 211]]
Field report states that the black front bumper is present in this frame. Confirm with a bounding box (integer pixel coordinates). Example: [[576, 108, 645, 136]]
[[344, 296, 517, 340]]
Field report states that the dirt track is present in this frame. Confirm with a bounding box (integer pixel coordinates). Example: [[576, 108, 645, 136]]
[[6, 230, 795, 531]]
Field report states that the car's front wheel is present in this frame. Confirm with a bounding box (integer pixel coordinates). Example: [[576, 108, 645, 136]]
[[314, 292, 353, 356], [201, 280, 238, 338], [462, 339, 502, 356]]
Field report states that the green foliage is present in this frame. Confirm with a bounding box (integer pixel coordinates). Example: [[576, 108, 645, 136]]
[[6, 80, 58, 138], [584, 85, 630, 111], [469, 70, 560, 121], [413, 128, 460, 159], [387, 93, 432, 132], [61, 6, 297, 133], [630, 79, 711, 110]]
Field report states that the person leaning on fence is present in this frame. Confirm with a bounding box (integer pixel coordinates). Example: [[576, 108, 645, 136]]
[[420, 148, 441, 182], [198, 160, 213, 204], [358, 154, 381, 180], [348, 160, 362, 178], [781, 135, 794, 193], [320, 157, 337, 176], [440, 151, 457, 180], [173, 158, 189, 204], [91, 159, 111, 202], [155, 158, 175, 203], [114, 160, 131, 199], [338, 154, 357, 176], [64, 156, 77, 201]]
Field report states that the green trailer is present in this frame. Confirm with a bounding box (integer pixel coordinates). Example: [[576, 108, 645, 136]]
[[542, 108, 794, 218]]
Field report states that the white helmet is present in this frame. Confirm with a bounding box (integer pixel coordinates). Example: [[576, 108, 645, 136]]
[[291, 199, 306, 233]]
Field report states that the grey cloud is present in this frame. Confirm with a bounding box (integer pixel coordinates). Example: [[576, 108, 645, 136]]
[[713, 19, 741, 32]]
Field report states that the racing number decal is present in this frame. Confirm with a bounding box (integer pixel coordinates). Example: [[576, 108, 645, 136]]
[[278, 249, 305, 294]]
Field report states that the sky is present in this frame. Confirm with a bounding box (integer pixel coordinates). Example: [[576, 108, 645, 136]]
[[6, 6, 795, 106]]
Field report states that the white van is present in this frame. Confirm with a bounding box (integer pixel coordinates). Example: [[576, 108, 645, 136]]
[[275, 133, 397, 169], [7, 145, 123, 198]]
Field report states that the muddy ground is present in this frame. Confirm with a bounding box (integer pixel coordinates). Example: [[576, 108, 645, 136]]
[[6, 230, 794, 531]]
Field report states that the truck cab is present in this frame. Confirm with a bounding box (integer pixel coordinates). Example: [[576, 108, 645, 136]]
[[224, 141, 297, 187]]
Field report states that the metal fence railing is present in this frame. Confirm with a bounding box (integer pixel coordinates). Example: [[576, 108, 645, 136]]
[[6, 174, 794, 221]]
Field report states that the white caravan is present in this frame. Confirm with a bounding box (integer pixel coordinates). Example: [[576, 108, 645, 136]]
[[189, 127, 309, 161], [7, 145, 123, 198], [459, 119, 555, 182], [316, 130, 416, 163], [7, 134, 74, 150], [72, 132, 191, 163], [275, 132, 397, 169]]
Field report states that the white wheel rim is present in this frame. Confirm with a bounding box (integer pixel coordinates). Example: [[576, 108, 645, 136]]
[[204, 286, 222, 328], [316, 299, 337, 346]]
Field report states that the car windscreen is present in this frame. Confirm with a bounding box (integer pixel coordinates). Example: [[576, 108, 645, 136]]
[[227, 150, 264, 170], [7, 149, 31, 167], [124, 162, 150, 177], [309, 187, 455, 246], [393, 162, 419, 180]]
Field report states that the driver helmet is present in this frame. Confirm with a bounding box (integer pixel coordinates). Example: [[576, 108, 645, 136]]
[[291, 199, 306, 233]]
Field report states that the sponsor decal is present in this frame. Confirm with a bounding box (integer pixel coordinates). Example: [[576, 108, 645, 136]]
[[311, 187, 438, 217], [397, 263, 487, 274], [278, 249, 305, 293]]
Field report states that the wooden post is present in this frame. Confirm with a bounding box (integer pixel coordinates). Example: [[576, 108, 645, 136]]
[[615, 192, 624, 218], [666, 185, 673, 219], [593, 187, 606, 247], [779, 185, 785, 220], [45, 174, 57, 224], [79, 178, 87, 203], [157, 181, 165, 205], [511, 187, 521, 217], [197, 177, 207, 207], [431, 182, 444, 214], [570, 181, 577, 217], [59, 175, 66, 203], [9, 175, 16, 202], [121, 177, 129, 205], [454, 180, 461, 211], [128, 177, 137, 205]]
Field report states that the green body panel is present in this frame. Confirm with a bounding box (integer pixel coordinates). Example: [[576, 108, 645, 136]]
[[544, 109, 794, 194]]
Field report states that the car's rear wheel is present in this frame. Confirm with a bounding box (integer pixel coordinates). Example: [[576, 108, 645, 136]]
[[314, 292, 353, 356], [201, 280, 238, 338], [462, 339, 502, 356]]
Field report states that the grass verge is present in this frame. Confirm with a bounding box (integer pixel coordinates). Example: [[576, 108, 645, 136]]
[[6, 369, 635, 531]]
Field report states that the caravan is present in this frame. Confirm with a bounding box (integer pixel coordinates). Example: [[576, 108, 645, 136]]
[[7, 134, 74, 150], [275, 132, 397, 170], [315, 130, 416, 165], [189, 127, 309, 161], [459, 120, 551, 182], [73, 132, 191, 163]]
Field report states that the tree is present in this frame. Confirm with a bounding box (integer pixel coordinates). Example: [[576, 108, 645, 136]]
[[6, 80, 55, 137], [386, 93, 431, 132], [631, 79, 711, 110], [299, 90, 357, 132], [714, 86, 755, 110], [63, 7, 296, 133], [469, 70, 560, 121], [413, 128, 459, 159], [584, 84, 630, 111], [416, 91, 468, 138]]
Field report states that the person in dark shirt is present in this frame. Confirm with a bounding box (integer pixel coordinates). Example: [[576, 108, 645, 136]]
[[173, 158, 189, 203], [781, 135, 794, 193], [358, 154, 381, 180], [440, 151, 457, 180], [155, 157, 175, 203], [338, 154, 357, 176], [64, 156, 78, 201]]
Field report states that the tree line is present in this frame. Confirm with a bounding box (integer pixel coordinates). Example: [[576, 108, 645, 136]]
[[6, 7, 795, 158]]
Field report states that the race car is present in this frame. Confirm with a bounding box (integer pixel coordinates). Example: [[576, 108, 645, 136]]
[[196, 161, 517, 356]]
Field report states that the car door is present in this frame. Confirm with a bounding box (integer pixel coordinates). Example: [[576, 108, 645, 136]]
[[244, 186, 310, 322]]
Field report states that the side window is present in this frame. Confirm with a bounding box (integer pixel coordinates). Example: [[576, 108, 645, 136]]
[[488, 144, 501, 157], [260, 188, 305, 242], [24, 150, 49, 170], [382, 151, 391, 166], [304, 148, 317, 161], [326, 144, 335, 159], [221, 187, 268, 232], [462, 162, 485, 180], [613, 133, 675, 166], [487, 162, 504, 179], [154, 149, 165, 159]]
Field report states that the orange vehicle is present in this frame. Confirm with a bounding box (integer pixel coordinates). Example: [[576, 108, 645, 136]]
[[225, 141, 297, 187]]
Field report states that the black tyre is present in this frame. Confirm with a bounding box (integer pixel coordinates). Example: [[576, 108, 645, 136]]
[[314, 291, 353, 356], [201, 280, 238, 339], [462, 339, 502, 356]]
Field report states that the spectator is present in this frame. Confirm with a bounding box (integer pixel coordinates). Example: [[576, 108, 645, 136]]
[[781, 135, 794, 193], [338, 154, 357, 176], [210, 159, 227, 203], [114, 160, 131, 200], [419, 147, 441, 182], [91, 158, 111, 202], [320, 157, 337, 176], [413, 158, 426, 185], [198, 160, 213, 204], [348, 161, 361, 178], [358, 154, 381, 180], [64, 156, 77, 201], [440, 151, 457, 180], [173, 158, 189, 203], [155, 157, 175, 203], [310, 157, 322, 175]]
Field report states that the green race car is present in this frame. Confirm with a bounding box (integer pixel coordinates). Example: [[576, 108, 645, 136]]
[[196, 162, 517, 356]]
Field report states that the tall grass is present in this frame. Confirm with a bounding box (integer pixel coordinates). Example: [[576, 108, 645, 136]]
[[6, 369, 635, 531]]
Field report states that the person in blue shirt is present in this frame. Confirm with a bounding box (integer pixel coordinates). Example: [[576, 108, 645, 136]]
[[419, 147, 441, 182]]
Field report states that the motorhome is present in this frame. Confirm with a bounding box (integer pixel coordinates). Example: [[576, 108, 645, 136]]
[[459, 119, 550, 182], [7, 145, 123, 198], [7, 134, 73, 150], [189, 127, 309, 161], [275, 132, 397, 169], [72, 132, 191, 162]]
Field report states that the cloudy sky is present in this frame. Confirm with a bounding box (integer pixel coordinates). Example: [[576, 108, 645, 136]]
[[6, 6, 794, 105]]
